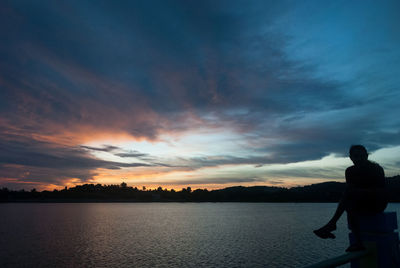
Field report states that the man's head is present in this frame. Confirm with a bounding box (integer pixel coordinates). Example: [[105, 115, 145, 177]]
[[349, 145, 368, 166]]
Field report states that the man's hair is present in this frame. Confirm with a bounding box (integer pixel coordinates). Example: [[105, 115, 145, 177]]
[[349, 145, 368, 156]]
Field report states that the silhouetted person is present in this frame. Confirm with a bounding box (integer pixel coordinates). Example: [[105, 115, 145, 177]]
[[313, 145, 388, 252]]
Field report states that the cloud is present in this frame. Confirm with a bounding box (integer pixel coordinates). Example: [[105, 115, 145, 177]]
[[81, 145, 120, 152], [148, 176, 267, 186], [114, 151, 149, 158], [0, 0, 399, 189], [0, 133, 154, 189]]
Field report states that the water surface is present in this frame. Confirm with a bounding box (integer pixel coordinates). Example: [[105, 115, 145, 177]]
[[1, 203, 399, 267]]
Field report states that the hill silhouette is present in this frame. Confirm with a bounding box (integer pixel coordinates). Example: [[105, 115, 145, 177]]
[[1, 176, 400, 202]]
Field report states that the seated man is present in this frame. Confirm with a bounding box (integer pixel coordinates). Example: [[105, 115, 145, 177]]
[[313, 145, 388, 252]]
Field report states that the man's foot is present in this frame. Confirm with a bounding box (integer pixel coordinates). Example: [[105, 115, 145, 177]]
[[313, 223, 337, 239], [345, 243, 366, 252], [313, 228, 336, 239], [322, 222, 337, 232]]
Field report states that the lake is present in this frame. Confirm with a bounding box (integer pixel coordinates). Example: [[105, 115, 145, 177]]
[[1, 203, 399, 267]]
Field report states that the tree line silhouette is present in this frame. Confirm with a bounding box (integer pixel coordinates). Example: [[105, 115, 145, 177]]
[[1, 175, 400, 202]]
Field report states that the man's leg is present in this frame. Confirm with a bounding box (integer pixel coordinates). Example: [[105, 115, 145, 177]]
[[322, 189, 352, 229], [346, 212, 365, 252], [326, 196, 347, 227], [314, 188, 352, 238]]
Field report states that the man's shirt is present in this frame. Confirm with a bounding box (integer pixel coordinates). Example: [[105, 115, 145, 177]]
[[345, 161, 385, 189]]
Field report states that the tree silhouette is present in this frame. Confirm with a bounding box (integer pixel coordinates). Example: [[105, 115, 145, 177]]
[[0, 176, 399, 202]]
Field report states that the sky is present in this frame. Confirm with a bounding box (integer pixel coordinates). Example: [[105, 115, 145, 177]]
[[1, 0, 400, 190]]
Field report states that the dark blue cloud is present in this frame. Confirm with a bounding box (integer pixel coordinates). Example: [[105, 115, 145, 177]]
[[0, 0, 399, 188]]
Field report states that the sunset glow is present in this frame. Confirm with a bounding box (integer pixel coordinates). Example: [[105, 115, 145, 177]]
[[1, 0, 399, 190]]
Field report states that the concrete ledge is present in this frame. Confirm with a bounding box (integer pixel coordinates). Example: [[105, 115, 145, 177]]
[[303, 250, 371, 268], [348, 212, 398, 232]]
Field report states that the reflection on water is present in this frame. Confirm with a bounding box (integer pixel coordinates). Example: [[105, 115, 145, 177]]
[[1, 203, 399, 267]]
